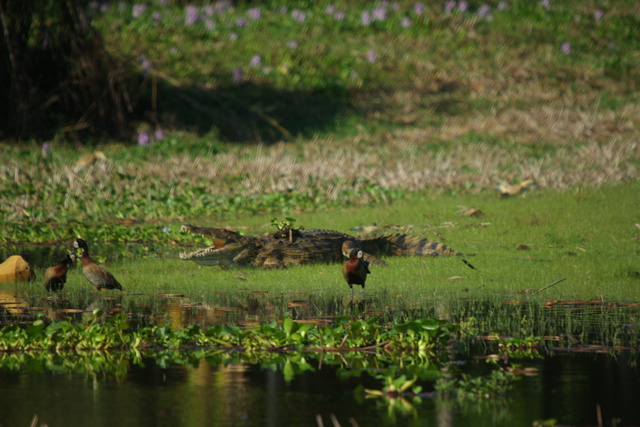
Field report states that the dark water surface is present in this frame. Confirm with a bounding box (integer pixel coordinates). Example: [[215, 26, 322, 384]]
[[1, 350, 639, 427]]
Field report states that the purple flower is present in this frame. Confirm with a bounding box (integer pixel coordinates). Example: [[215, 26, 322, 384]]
[[215, 1, 233, 13], [477, 5, 491, 18], [184, 5, 199, 26], [132, 4, 146, 18], [232, 67, 244, 83], [202, 5, 215, 17], [137, 132, 150, 146], [154, 129, 165, 141], [162, 226, 169, 233], [366, 50, 377, 63], [458, 1, 468, 12], [361, 11, 371, 26], [42, 142, 51, 156], [325, 5, 335, 15], [287, 40, 299, 49], [497, 1, 508, 11], [401, 17, 411, 28], [42, 29, 50, 49], [413, 3, 424, 15], [292, 10, 306, 23], [140, 57, 152, 76], [444, 1, 456, 13], [247, 7, 261, 20], [560, 41, 571, 55], [372, 6, 387, 21], [249, 54, 262, 67], [152, 11, 162, 22], [334, 11, 345, 21], [141, 58, 153, 72], [541, 0, 550, 10], [236, 17, 247, 27], [204, 20, 215, 30], [593, 9, 604, 21]]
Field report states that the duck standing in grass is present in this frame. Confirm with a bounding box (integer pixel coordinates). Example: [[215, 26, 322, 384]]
[[73, 239, 123, 291], [43, 253, 75, 292], [342, 248, 370, 299]]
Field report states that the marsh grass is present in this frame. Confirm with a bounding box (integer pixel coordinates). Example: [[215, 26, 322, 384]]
[[2, 180, 636, 347]]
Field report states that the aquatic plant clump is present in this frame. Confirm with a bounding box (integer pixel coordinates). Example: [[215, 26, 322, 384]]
[[0, 310, 456, 354]]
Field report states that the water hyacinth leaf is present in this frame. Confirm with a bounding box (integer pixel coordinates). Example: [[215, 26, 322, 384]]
[[155, 325, 173, 338], [25, 321, 45, 338], [282, 359, 295, 382]]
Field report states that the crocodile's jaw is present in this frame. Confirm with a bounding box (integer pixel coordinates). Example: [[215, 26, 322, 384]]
[[180, 242, 246, 267]]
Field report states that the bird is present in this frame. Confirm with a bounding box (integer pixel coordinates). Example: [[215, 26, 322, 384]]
[[43, 254, 75, 291], [342, 248, 370, 299], [72, 239, 123, 291]]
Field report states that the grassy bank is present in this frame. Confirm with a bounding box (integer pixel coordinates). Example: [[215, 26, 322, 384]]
[[5, 182, 638, 306], [2, 1, 639, 244]]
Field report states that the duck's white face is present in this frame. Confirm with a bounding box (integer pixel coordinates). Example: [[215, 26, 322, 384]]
[[357, 250, 363, 259]]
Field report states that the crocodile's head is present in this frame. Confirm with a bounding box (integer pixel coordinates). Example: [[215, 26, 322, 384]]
[[179, 224, 253, 267]]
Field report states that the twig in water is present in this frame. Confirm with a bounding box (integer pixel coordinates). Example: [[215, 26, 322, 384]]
[[339, 334, 348, 348]]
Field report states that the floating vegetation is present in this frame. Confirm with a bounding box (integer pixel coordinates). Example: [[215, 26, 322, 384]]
[[0, 310, 456, 354]]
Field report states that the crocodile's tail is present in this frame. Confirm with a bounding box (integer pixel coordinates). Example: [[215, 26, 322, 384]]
[[361, 234, 470, 257]]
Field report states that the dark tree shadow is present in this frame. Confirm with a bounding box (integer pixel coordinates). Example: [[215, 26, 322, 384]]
[[139, 76, 353, 143]]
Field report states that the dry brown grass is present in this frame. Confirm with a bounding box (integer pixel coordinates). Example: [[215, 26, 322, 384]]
[[2, 96, 637, 226]]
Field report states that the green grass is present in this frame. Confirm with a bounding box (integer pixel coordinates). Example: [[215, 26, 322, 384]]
[[4, 182, 637, 331]]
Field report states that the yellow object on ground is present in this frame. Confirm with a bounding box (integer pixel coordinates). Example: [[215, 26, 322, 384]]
[[0, 255, 36, 282]]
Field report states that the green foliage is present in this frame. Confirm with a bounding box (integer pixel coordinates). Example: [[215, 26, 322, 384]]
[[496, 336, 543, 360], [435, 368, 518, 400], [271, 216, 305, 231], [0, 313, 454, 354]]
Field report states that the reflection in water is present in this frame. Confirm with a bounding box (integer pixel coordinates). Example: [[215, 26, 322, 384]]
[[0, 350, 639, 427]]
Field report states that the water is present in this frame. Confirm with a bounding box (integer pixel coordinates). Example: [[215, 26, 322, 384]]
[[1, 350, 639, 426]]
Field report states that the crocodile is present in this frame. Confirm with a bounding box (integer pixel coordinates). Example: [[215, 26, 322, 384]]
[[179, 224, 467, 269]]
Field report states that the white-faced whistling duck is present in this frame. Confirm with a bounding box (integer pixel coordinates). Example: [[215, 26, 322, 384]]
[[73, 239, 123, 291], [342, 248, 370, 299], [43, 253, 75, 292]]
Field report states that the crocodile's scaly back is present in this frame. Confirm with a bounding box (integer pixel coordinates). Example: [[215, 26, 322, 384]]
[[361, 234, 467, 257], [180, 224, 468, 268]]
